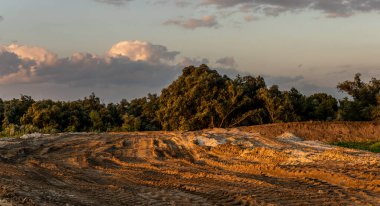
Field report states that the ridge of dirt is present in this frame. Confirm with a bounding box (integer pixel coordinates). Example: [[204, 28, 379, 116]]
[[240, 121, 380, 142], [0, 123, 379, 205]]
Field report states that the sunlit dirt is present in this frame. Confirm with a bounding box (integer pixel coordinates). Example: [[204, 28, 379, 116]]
[[0, 122, 379, 205]]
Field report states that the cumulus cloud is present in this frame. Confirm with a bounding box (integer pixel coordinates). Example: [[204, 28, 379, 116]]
[[7, 44, 58, 66], [41, 54, 179, 87], [0, 40, 343, 101], [0, 47, 25, 76], [163, 15, 219, 29], [0, 44, 59, 84], [108, 41, 179, 63], [0, 41, 181, 87]]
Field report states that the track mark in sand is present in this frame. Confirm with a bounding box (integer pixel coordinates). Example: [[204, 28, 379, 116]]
[[0, 199, 12, 206], [125, 138, 154, 159], [137, 187, 211, 206], [0, 127, 379, 205]]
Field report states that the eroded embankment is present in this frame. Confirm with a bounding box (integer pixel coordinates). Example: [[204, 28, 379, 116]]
[[241, 121, 380, 142], [0, 126, 379, 206]]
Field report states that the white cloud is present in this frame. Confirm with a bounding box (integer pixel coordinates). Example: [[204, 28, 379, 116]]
[[0, 40, 345, 101], [0, 44, 57, 84], [0, 41, 181, 86], [107, 41, 179, 63], [6, 44, 58, 66]]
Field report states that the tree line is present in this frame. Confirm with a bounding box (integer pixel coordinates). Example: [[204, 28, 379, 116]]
[[0, 64, 379, 136]]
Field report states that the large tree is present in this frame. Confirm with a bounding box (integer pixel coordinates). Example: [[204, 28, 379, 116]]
[[158, 65, 269, 130], [337, 73, 380, 121], [157, 65, 229, 130], [305, 93, 338, 121]]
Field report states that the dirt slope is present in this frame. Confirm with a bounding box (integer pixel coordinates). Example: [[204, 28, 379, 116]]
[[241, 121, 380, 142], [0, 124, 379, 205]]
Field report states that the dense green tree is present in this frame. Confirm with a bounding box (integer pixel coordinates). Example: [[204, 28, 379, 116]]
[[122, 94, 161, 131], [105, 103, 122, 129], [0, 99, 4, 130], [0, 66, 379, 136], [3, 95, 34, 127], [158, 65, 229, 130], [21, 100, 63, 132], [258, 85, 300, 123], [338, 73, 380, 105], [122, 114, 141, 131], [337, 98, 362, 121], [89, 110, 103, 131], [337, 73, 380, 121], [305, 93, 338, 120], [158, 65, 270, 130], [287, 88, 307, 120], [64, 101, 90, 132], [214, 75, 267, 127]]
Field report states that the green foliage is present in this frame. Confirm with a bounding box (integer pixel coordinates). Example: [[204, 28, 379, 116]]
[[332, 141, 380, 153], [158, 65, 268, 130], [337, 73, 380, 121], [122, 114, 141, 131], [370, 96, 380, 121], [158, 65, 229, 130], [215, 75, 267, 127], [306, 93, 338, 120], [89, 110, 103, 132], [257, 86, 303, 123], [3, 95, 34, 128], [0, 66, 378, 135], [2, 124, 19, 137], [337, 98, 363, 121], [21, 100, 62, 131], [371, 107, 380, 121]]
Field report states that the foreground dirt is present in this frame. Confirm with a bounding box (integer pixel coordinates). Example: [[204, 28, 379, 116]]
[[0, 123, 379, 205]]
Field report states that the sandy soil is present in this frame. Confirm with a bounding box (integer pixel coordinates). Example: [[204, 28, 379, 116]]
[[0, 123, 379, 205]]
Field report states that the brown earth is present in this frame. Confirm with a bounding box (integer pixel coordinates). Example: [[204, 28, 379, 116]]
[[240, 121, 380, 143], [0, 122, 379, 206]]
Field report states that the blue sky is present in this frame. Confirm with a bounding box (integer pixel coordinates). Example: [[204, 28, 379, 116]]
[[0, 0, 380, 102]]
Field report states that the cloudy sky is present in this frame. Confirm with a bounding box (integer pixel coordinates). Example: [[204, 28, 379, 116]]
[[0, 0, 380, 102]]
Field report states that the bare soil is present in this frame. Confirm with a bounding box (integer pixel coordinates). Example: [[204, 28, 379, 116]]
[[0, 122, 379, 205]]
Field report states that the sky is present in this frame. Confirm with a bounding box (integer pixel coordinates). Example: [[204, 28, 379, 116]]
[[0, 0, 380, 102]]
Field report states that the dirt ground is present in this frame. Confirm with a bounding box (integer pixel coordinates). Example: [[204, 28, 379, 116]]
[[0, 122, 379, 205]]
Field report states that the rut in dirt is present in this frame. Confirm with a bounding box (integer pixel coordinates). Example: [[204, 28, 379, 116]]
[[0, 123, 379, 205]]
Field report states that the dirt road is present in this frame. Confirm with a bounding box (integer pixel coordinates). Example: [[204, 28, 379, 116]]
[[0, 124, 379, 205]]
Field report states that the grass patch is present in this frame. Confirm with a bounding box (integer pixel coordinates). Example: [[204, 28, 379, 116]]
[[331, 141, 380, 153]]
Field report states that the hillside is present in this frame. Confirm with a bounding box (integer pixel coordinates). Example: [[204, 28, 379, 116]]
[[0, 122, 379, 205]]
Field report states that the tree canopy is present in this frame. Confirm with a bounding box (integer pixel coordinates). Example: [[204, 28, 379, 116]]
[[0, 65, 378, 136], [337, 73, 380, 121]]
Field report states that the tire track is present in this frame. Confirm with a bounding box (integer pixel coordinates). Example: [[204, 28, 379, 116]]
[[0, 128, 379, 205]]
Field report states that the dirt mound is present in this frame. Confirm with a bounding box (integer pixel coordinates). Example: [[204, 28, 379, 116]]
[[0, 124, 379, 205]]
